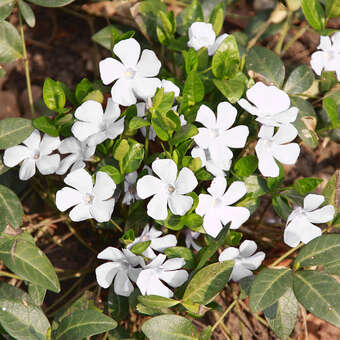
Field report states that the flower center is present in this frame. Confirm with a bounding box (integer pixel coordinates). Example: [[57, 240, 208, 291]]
[[125, 68, 136, 79], [33, 150, 40, 160], [84, 193, 94, 204], [209, 129, 219, 138], [128, 185, 136, 195], [212, 198, 222, 207], [262, 139, 274, 148], [168, 185, 175, 193]]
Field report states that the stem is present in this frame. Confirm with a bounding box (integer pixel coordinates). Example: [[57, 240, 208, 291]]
[[211, 300, 237, 332], [144, 126, 150, 161], [282, 25, 307, 55], [0, 270, 21, 280], [270, 243, 303, 267], [200, 66, 212, 74], [110, 219, 123, 232], [18, 10, 35, 117], [274, 12, 292, 55]]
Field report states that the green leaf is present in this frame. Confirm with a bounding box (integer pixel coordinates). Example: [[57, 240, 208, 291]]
[[200, 326, 212, 340], [172, 124, 198, 146], [120, 140, 144, 174], [176, 0, 204, 35], [142, 314, 198, 340], [130, 240, 151, 255], [183, 49, 198, 74], [75, 78, 94, 104], [323, 97, 339, 129], [294, 234, 340, 270], [0, 154, 9, 175], [326, 0, 340, 18], [284, 65, 314, 95], [0, 117, 34, 149], [138, 295, 179, 309], [0, 185, 23, 233], [108, 287, 129, 321], [183, 71, 204, 106], [267, 163, 284, 192], [27, 0, 75, 7], [209, 3, 224, 35], [165, 246, 196, 270], [98, 165, 123, 185], [183, 261, 234, 305], [0, 233, 60, 292], [272, 195, 291, 220], [28, 283, 46, 306], [323, 172, 338, 209], [0, 0, 14, 22], [113, 139, 129, 161], [0, 282, 50, 340], [233, 155, 258, 177], [301, 0, 325, 31], [293, 270, 340, 327], [18, 0, 35, 27], [83, 89, 104, 104], [54, 310, 117, 340], [0, 21, 23, 62], [249, 268, 293, 312], [293, 177, 323, 195], [43, 78, 66, 112], [213, 78, 245, 104], [128, 116, 150, 130], [246, 46, 285, 88], [264, 287, 298, 340], [225, 230, 242, 246], [33, 116, 59, 137]]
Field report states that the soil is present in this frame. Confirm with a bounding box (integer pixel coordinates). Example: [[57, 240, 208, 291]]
[[0, 1, 340, 339]]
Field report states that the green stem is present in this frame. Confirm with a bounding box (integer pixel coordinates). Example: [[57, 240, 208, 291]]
[[18, 9, 35, 117], [0, 270, 21, 280], [144, 126, 150, 161], [211, 300, 237, 332], [282, 25, 307, 55], [110, 219, 123, 232], [270, 243, 303, 267], [200, 66, 212, 74], [274, 12, 292, 55]]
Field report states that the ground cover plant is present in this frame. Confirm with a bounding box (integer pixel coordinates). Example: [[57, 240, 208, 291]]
[[0, 0, 340, 339]]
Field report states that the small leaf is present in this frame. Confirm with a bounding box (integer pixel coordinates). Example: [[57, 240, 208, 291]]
[[183, 261, 234, 305], [120, 140, 144, 175], [301, 0, 325, 31], [213, 78, 245, 103], [209, 3, 224, 35], [138, 295, 179, 309], [233, 155, 258, 177], [128, 116, 150, 130], [54, 310, 117, 340], [130, 240, 151, 255], [284, 65, 314, 95], [293, 177, 323, 195], [0, 0, 14, 22], [183, 71, 204, 105], [272, 195, 291, 220], [0, 21, 23, 62], [98, 165, 123, 185], [28, 283, 46, 306], [142, 314, 198, 340], [0, 154, 9, 175], [322, 171, 338, 209], [33, 116, 59, 137], [0, 117, 34, 149], [250, 268, 293, 312], [183, 49, 198, 74], [172, 124, 198, 146], [18, 0, 35, 28], [43, 78, 66, 112], [293, 270, 340, 327], [176, 0, 204, 35], [27, 0, 76, 7], [164, 246, 196, 270]]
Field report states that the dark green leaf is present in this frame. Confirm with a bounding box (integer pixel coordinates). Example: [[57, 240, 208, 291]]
[[225, 230, 242, 246], [27, 0, 75, 7], [213, 78, 245, 103], [293, 270, 340, 327], [120, 141, 144, 174], [176, 0, 204, 35], [172, 124, 198, 146], [108, 287, 129, 321], [293, 177, 323, 195], [322, 171, 338, 209], [18, 0, 35, 27], [28, 284, 46, 306], [209, 3, 224, 34], [250, 268, 293, 312], [233, 155, 258, 177], [323, 97, 339, 129], [0, 0, 14, 22], [266, 163, 284, 192], [43, 78, 66, 112], [165, 246, 196, 270], [301, 0, 325, 31], [272, 195, 291, 220], [33, 116, 59, 137], [284, 65, 314, 95], [75, 78, 93, 104], [0, 154, 9, 175], [138, 295, 179, 309], [0, 21, 23, 62]]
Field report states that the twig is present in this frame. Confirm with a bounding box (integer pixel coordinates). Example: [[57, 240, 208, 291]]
[[211, 300, 237, 332]]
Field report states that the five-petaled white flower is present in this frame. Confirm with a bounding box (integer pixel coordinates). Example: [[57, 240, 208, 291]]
[[96, 247, 144, 296], [284, 194, 335, 247], [56, 168, 116, 222], [238, 82, 298, 135], [136, 159, 198, 220], [99, 38, 162, 106], [310, 33, 340, 81], [122, 171, 140, 206], [56, 137, 95, 175], [72, 99, 124, 146], [194, 102, 249, 162], [136, 254, 188, 298], [185, 229, 201, 252], [196, 176, 250, 238], [219, 240, 265, 282], [255, 125, 300, 177], [187, 22, 228, 56], [4, 129, 60, 181], [127, 224, 177, 259]]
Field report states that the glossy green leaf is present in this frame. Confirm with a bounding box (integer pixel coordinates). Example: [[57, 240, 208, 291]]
[[322, 172, 338, 209], [272, 195, 291, 220], [0, 282, 50, 340], [0, 21, 23, 62], [27, 0, 75, 7], [301, 0, 325, 31], [108, 288, 129, 321], [176, 0, 204, 35], [43, 78, 66, 112], [209, 3, 224, 34], [54, 310, 117, 340], [0, 185, 23, 232], [250, 268, 293, 312], [183, 49, 198, 74], [213, 78, 245, 103], [165, 246, 196, 270], [0, 0, 14, 22], [183, 71, 204, 105], [128, 116, 150, 130], [326, 0, 340, 18], [91, 25, 128, 50], [293, 270, 340, 327], [33, 116, 59, 137], [183, 261, 234, 305], [0, 233, 60, 292], [28, 283, 46, 306], [172, 124, 198, 146], [142, 314, 198, 340], [264, 287, 298, 340], [233, 155, 258, 177], [246, 46, 285, 88], [293, 177, 323, 195], [120, 141, 144, 174], [0, 117, 34, 149], [130, 240, 151, 255], [200, 326, 212, 340], [138, 295, 179, 309], [323, 97, 339, 129], [18, 0, 35, 27], [284, 65, 314, 95], [98, 165, 123, 185]]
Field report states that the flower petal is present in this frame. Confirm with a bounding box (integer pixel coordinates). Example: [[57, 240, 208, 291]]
[[162, 258, 185, 271], [272, 143, 300, 165], [39, 134, 60, 156], [148, 276, 173, 298], [136, 50, 161, 77], [58, 137, 81, 155], [237, 99, 260, 116], [56, 154, 79, 175], [196, 194, 214, 216], [64, 168, 93, 193], [221, 125, 249, 148], [310, 51, 325, 75], [219, 247, 239, 262], [216, 101, 237, 130], [19, 158, 36, 180], [159, 269, 188, 288], [175, 167, 197, 194], [106, 118, 125, 140], [306, 205, 335, 224], [274, 107, 299, 125], [207, 176, 227, 198], [136, 268, 154, 295], [90, 198, 115, 222], [203, 211, 223, 238], [71, 121, 101, 142], [74, 100, 103, 123], [104, 98, 121, 122], [208, 33, 228, 56], [151, 234, 177, 252], [97, 246, 124, 261], [318, 36, 332, 50], [56, 187, 82, 212], [113, 38, 140, 68], [273, 125, 298, 145], [95, 262, 120, 289], [255, 139, 279, 177], [147, 193, 169, 220], [136, 175, 163, 199], [36, 154, 60, 175], [111, 78, 136, 106], [222, 181, 247, 205], [242, 252, 265, 270], [22, 129, 41, 150], [224, 206, 250, 229], [93, 171, 116, 200], [133, 77, 161, 101], [99, 57, 125, 85], [152, 158, 177, 185], [193, 128, 215, 149], [168, 194, 193, 216], [303, 194, 324, 211], [162, 79, 180, 97], [195, 104, 216, 129], [69, 203, 92, 221], [239, 240, 257, 257], [114, 270, 134, 296], [230, 264, 253, 282], [4, 145, 31, 167]]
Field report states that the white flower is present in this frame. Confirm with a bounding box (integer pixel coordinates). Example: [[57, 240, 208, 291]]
[[56, 169, 116, 222], [238, 82, 298, 134], [99, 38, 162, 106], [137, 159, 198, 220], [56, 137, 95, 175], [4, 129, 60, 181], [127, 224, 177, 259], [179, 114, 187, 126], [95, 247, 144, 296], [311, 33, 340, 80], [284, 194, 335, 247], [219, 240, 265, 282], [161, 79, 180, 98], [193, 102, 249, 161], [255, 125, 300, 177], [191, 146, 231, 177], [187, 22, 228, 56], [185, 230, 201, 252], [196, 177, 250, 238], [122, 171, 140, 205], [72, 99, 124, 146], [136, 254, 188, 298]]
